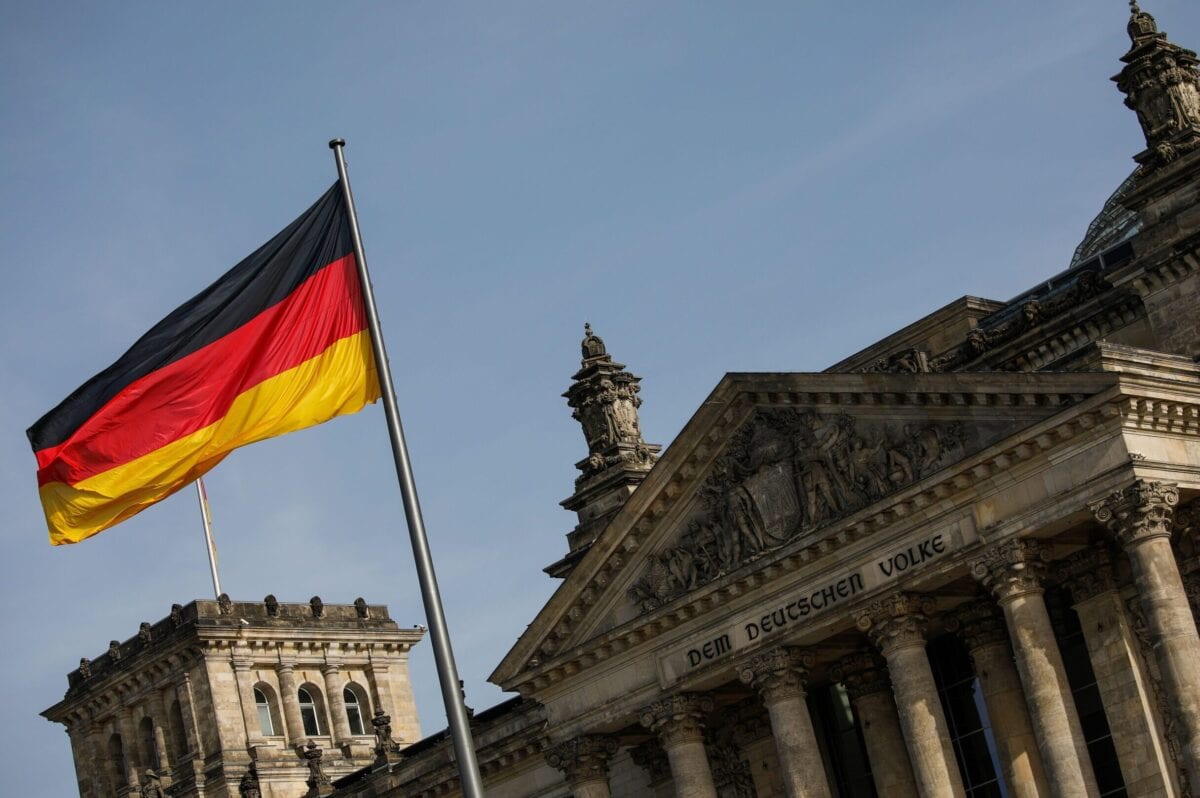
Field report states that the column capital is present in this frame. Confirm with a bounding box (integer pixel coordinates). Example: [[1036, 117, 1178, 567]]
[[855, 592, 934, 654], [639, 693, 713, 748], [1090, 480, 1179, 548], [1057, 545, 1119, 604], [320, 663, 341, 675], [971, 537, 1049, 602], [544, 734, 619, 786], [736, 646, 814, 704], [629, 738, 670, 787], [276, 661, 297, 674], [231, 658, 253, 672], [950, 598, 1009, 652], [830, 650, 891, 702]]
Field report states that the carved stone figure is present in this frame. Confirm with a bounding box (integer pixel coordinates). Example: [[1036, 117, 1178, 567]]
[[140, 770, 164, 798], [138, 622, 152, 644], [309, 596, 324, 618], [169, 604, 184, 628], [78, 657, 91, 680], [264, 595, 279, 616], [354, 597, 369, 618], [372, 708, 401, 760], [238, 764, 262, 798], [217, 593, 233, 616], [303, 740, 332, 795], [109, 640, 122, 661]]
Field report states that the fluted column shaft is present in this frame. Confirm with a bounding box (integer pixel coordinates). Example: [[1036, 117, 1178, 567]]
[[1094, 482, 1200, 795], [641, 694, 718, 798], [739, 647, 831, 798], [322, 665, 353, 743], [973, 538, 1099, 798], [955, 599, 1049, 798], [833, 651, 918, 798], [546, 734, 618, 798], [276, 663, 306, 745], [857, 594, 966, 798]]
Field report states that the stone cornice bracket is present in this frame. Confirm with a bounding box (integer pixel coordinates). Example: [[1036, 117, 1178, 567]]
[[854, 592, 935, 654], [544, 734, 619, 785], [640, 693, 715, 749], [948, 598, 1008, 651], [1057, 545, 1119, 604], [830, 650, 891, 702], [970, 538, 1050, 602], [1090, 480, 1180, 548], [736, 646, 815, 703]]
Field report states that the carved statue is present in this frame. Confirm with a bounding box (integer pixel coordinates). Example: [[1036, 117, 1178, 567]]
[[108, 640, 122, 661], [217, 593, 233, 616], [309, 596, 324, 618], [372, 708, 401, 757], [140, 770, 164, 798], [303, 740, 331, 790], [354, 597, 369, 618], [264, 594, 279, 616], [138, 622, 152, 644], [239, 764, 262, 798], [78, 657, 91, 680], [169, 604, 184, 627]]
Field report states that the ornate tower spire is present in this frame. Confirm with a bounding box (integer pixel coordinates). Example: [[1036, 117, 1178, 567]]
[[546, 324, 661, 578], [1114, 2, 1200, 170]]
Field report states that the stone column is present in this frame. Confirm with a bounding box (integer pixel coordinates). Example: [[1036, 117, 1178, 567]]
[[972, 537, 1100, 798], [232, 658, 265, 743], [1060, 545, 1179, 798], [116, 706, 142, 790], [175, 670, 205, 758], [640, 693, 718, 798], [737, 647, 831, 798], [954, 598, 1049, 798], [276, 662, 306, 746], [831, 651, 918, 798], [322, 665, 353, 743], [1093, 481, 1200, 795], [855, 593, 965, 798], [545, 734, 619, 798]]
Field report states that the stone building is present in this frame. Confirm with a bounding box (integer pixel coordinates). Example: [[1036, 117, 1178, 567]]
[[42, 597, 424, 797], [45, 5, 1200, 797]]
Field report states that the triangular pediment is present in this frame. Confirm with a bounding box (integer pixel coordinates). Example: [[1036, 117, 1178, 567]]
[[491, 370, 1119, 690]]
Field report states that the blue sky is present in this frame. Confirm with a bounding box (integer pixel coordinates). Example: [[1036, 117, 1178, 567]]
[[3, 2, 1197, 793]]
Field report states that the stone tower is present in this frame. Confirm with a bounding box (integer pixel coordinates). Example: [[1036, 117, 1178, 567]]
[[546, 325, 661, 577], [42, 596, 424, 798], [1115, 1, 1200, 170]]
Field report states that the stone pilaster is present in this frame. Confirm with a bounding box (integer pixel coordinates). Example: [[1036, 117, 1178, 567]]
[[115, 706, 142, 790], [737, 647, 831, 798], [545, 734, 619, 798], [1060, 545, 1180, 797], [232, 658, 264, 743], [953, 598, 1049, 798], [322, 665, 353, 744], [972, 538, 1100, 798], [856, 593, 965, 798], [1093, 481, 1200, 795], [831, 651, 918, 798], [276, 662, 306, 747], [640, 693, 718, 798]]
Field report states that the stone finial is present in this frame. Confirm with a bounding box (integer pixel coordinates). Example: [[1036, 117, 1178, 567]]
[[1114, 4, 1200, 169], [736, 647, 814, 704], [830, 650, 891, 702], [238, 763, 262, 798], [544, 734, 619, 786], [581, 323, 607, 360], [217, 593, 233, 616], [309, 596, 324, 618], [302, 740, 333, 796], [264, 595, 279, 617], [854, 592, 935, 654], [1057, 545, 1119, 603], [354, 597, 369, 619], [640, 693, 714, 748], [1091, 480, 1180, 547], [970, 538, 1050, 601], [371, 708, 401, 761], [949, 598, 1009, 651]]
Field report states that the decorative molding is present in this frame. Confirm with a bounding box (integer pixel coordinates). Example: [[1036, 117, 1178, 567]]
[[855, 592, 934, 654], [1057, 546, 1119, 604], [1091, 480, 1180, 548], [970, 538, 1050, 602], [629, 738, 671, 786], [950, 598, 1009, 651]]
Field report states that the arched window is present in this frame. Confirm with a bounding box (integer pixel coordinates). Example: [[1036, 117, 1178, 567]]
[[344, 686, 365, 735], [108, 733, 127, 787], [254, 688, 276, 736], [138, 716, 159, 770], [169, 700, 188, 758], [298, 687, 324, 736]]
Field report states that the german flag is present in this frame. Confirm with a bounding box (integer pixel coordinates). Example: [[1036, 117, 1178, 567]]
[[27, 183, 380, 545]]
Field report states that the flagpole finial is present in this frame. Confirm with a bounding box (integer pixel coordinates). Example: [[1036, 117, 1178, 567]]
[[329, 138, 346, 149]]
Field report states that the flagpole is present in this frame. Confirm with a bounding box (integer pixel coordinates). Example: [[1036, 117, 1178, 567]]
[[329, 138, 485, 797], [195, 477, 222, 600]]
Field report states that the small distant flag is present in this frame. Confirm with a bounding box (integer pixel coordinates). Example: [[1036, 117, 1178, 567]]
[[27, 183, 380, 545]]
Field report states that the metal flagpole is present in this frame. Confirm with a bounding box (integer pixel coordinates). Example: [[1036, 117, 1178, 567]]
[[195, 477, 222, 600], [329, 138, 485, 797]]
